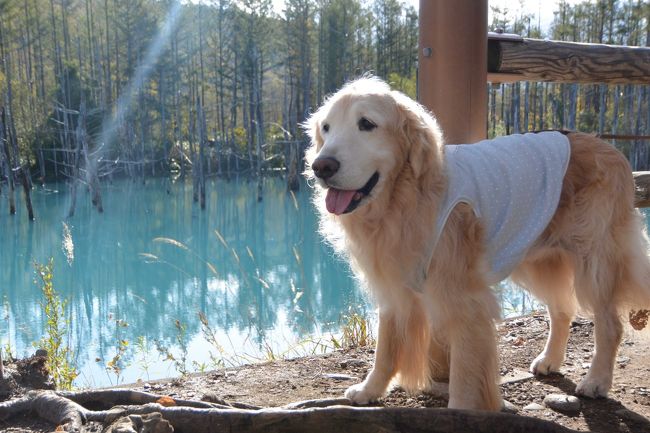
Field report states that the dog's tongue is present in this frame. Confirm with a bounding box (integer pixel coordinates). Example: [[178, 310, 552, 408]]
[[325, 188, 356, 215]]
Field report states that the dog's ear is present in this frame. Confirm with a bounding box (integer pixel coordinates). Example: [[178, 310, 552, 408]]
[[393, 92, 444, 179]]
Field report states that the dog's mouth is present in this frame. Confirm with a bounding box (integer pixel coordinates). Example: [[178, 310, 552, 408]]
[[325, 172, 380, 215]]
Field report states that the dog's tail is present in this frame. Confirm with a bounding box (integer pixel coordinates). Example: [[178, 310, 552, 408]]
[[616, 210, 650, 330]]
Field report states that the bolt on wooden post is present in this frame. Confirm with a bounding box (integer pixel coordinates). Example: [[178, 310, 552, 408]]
[[418, 0, 488, 144]]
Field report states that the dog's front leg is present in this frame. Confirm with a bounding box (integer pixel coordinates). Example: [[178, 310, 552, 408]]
[[345, 311, 399, 404]]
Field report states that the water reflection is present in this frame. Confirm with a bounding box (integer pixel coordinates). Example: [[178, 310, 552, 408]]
[[0, 177, 557, 386], [2, 178, 368, 385]]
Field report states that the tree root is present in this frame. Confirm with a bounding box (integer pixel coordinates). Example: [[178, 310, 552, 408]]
[[0, 388, 582, 433]]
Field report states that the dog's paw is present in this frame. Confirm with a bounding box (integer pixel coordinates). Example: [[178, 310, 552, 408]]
[[529, 352, 563, 375], [344, 381, 383, 404], [575, 375, 610, 398]]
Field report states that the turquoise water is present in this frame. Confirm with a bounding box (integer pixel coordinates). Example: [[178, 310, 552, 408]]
[[1, 177, 370, 386], [1, 176, 553, 387]]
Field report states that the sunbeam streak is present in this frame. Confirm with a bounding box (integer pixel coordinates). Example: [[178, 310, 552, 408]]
[[95, 2, 183, 164]]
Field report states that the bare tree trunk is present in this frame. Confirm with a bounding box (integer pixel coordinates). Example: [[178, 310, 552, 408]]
[[0, 15, 33, 220], [197, 98, 207, 210], [0, 108, 15, 215], [568, 84, 577, 131], [513, 83, 520, 133], [523, 82, 530, 131], [37, 149, 45, 184], [489, 84, 496, 137], [538, 83, 546, 130], [598, 84, 606, 135], [612, 84, 620, 148], [104, 0, 112, 107], [67, 102, 85, 219], [80, 104, 103, 213], [19, 162, 34, 221], [255, 54, 264, 202], [634, 87, 645, 169]]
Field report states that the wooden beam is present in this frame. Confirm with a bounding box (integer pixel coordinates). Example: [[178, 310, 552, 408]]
[[488, 37, 650, 84], [418, 0, 487, 144], [634, 171, 650, 208]]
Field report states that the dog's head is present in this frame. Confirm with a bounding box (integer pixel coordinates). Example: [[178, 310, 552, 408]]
[[304, 76, 444, 217]]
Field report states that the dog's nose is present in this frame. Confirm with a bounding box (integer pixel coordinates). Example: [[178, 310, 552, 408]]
[[312, 157, 340, 180]]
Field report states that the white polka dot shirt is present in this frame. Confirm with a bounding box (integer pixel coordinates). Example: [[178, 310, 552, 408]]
[[416, 131, 570, 289]]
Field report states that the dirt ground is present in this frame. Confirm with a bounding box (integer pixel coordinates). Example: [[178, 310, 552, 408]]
[[2, 312, 650, 432]]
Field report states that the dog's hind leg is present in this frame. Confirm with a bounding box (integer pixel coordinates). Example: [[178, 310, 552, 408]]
[[575, 302, 622, 398], [512, 255, 576, 375], [530, 294, 576, 375], [573, 256, 623, 398]]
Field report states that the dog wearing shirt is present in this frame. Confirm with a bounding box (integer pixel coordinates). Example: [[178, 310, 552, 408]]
[[305, 77, 650, 411]]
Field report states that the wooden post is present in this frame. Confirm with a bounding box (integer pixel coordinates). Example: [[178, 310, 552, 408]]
[[418, 0, 488, 144]]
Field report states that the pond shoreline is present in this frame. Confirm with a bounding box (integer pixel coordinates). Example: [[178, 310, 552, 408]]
[[2, 312, 650, 432]]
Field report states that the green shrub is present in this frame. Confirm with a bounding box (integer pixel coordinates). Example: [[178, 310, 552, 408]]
[[35, 259, 78, 390]]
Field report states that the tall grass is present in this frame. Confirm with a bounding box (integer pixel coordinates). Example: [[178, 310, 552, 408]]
[[35, 259, 78, 390], [332, 311, 375, 350]]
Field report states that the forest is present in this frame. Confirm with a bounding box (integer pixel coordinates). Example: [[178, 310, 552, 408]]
[[0, 0, 647, 218]]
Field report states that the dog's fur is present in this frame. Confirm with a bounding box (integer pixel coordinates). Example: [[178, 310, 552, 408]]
[[304, 77, 650, 411]]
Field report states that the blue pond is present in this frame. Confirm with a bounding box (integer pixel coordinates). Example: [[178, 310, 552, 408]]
[[1, 176, 556, 386]]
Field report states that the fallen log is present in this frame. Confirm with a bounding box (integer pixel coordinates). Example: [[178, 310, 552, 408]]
[[110, 404, 581, 433], [0, 389, 582, 433]]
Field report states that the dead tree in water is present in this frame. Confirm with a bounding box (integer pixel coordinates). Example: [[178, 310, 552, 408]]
[[0, 106, 33, 220], [67, 105, 84, 218], [0, 10, 34, 220], [197, 98, 207, 210], [66, 98, 103, 217], [0, 107, 15, 215]]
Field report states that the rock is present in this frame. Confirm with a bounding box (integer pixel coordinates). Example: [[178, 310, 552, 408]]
[[340, 359, 366, 368], [543, 394, 581, 413], [616, 356, 630, 367], [104, 413, 173, 433], [511, 336, 526, 346], [501, 399, 519, 413], [323, 373, 357, 381], [201, 391, 230, 406], [500, 368, 534, 385], [523, 402, 545, 411]]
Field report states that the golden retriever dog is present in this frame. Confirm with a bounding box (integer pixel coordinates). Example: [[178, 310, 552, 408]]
[[304, 76, 650, 411]]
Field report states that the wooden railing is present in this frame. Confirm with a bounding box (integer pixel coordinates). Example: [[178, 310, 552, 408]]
[[634, 172, 650, 208], [487, 32, 650, 85], [487, 32, 650, 207]]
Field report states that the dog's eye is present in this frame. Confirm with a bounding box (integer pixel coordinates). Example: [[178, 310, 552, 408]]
[[358, 117, 377, 131], [323, 123, 330, 133]]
